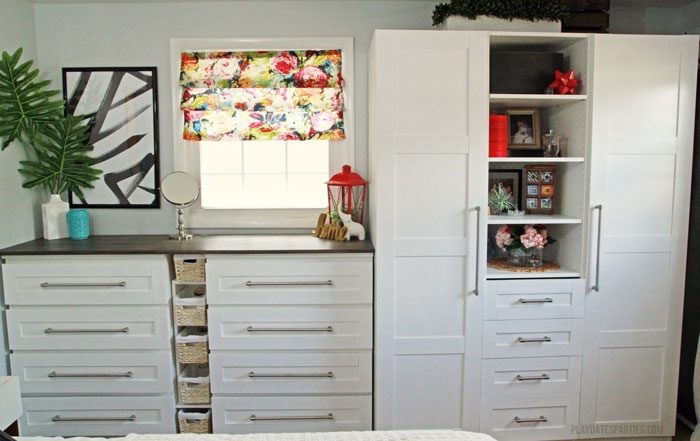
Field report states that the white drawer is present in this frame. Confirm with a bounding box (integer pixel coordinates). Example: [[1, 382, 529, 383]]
[[11, 351, 174, 395], [211, 352, 372, 395], [481, 394, 579, 441], [483, 319, 583, 359], [484, 279, 585, 320], [206, 255, 372, 305], [2, 256, 170, 306], [7, 306, 171, 350], [20, 395, 176, 436], [212, 395, 372, 433], [209, 306, 372, 350], [482, 357, 581, 396]]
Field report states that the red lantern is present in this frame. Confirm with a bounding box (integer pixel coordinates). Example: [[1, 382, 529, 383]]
[[326, 165, 368, 224]]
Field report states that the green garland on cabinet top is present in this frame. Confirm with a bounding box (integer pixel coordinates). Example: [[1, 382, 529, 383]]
[[433, 0, 567, 26]]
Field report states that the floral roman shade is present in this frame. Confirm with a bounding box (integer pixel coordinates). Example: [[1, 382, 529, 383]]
[[179, 50, 345, 141]]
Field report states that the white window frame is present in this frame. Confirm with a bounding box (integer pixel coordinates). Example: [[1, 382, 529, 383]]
[[170, 37, 354, 229]]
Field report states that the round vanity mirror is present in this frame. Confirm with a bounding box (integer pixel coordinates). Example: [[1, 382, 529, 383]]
[[160, 171, 200, 240]]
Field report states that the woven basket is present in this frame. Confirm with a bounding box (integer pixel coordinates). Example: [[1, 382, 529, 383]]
[[176, 304, 207, 327], [178, 410, 211, 434], [175, 287, 207, 327], [176, 328, 209, 364], [174, 255, 206, 283], [178, 380, 211, 404]]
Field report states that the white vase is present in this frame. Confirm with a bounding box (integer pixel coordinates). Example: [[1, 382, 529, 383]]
[[42, 194, 69, 240], [438, 15, 562, 32]]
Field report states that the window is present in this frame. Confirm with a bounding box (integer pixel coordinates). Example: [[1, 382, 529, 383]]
[[170, 37, 354, 229], [200, 140, 329, 209]]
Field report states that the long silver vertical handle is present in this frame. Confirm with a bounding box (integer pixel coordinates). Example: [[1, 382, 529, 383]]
[[514, 416, 548, 423], [592, 204, 603, 292], [41, 282, 126, 288], [44, 327, 129, 334], [249, 413, 334, 421], [49, 371, 133, 378], [52, 415, 136, 422], [472, 206, 481, 296]]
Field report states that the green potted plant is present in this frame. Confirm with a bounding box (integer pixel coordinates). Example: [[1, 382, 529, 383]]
[[433, 0, 566, 32], [0, 48, 101, 239]]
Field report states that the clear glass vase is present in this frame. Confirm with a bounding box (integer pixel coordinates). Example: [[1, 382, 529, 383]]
[[507, 247, 544, 268]]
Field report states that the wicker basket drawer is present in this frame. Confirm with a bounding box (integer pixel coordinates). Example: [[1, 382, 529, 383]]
[[176, 328, 209, 364], [175, 286, 207, 327], [178, 409, 211, 434], [174, 255, 205, 283], [178, 365, 210, 405]]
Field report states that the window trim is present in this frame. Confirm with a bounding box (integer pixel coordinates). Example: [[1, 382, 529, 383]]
[[169, 37, 354, 229]]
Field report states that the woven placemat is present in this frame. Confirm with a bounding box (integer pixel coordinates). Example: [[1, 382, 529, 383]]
[[487, 258, 561, 273]]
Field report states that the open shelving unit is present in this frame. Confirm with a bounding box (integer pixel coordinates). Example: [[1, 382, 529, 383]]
[[486, 32, 591, 280], [171, 255, 212, 434]]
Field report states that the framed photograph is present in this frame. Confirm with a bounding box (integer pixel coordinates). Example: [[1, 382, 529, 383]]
[[488, 169, 523, 211], [62, 67, 160, 208], [506, 108, 541, 150]]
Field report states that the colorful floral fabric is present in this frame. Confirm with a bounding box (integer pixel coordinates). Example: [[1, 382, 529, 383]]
[[179, 50, 345, 141]]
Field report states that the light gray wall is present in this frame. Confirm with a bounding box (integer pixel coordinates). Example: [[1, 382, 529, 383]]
[[610, 0, 700, 35], [33, 1, 438, 235], [0, 0, 41, 376]]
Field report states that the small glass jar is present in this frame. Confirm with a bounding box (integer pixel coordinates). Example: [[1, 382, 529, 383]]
[[507, 247, 543, 268], [542, 130, 560, 157]]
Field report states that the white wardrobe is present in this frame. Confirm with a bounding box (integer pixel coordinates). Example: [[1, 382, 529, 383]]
[[369, 30, 698, 440]]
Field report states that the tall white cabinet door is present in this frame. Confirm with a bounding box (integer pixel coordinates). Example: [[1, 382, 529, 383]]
[[582, 35, 698, 437], [369, 30, 488, 431]]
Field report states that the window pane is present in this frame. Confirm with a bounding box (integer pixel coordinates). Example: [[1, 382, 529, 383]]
[[288, 140, 329, 173], [200, 140, 329, 209], [201, 174, 243, 208], [243, 141, 285, 173], [200, 141, 242, 174]]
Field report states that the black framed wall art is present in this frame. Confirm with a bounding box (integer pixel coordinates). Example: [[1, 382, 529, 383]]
[[63, 67, 160, 208]]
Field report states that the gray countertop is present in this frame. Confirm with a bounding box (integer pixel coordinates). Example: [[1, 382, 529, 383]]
[[0, 235, 374, 256]]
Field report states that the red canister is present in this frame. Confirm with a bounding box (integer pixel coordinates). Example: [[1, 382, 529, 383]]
[[489, 114, 508, 157]]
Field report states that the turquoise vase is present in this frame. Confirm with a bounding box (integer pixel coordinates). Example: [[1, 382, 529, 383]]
[[66, 209, 90, 240]]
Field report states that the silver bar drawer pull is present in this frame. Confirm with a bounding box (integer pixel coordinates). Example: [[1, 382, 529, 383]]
[[44, 327, 130, 334], [52, 415, 136, 422], [245, 280, 334, 287], [249, 371, 334, 378], [516, 374, 550, 381], [250, 413, 334, 422], [49, 371, 133, 379], [41, 282, 126, 288], [246, 326, 333, 333], [514, 416, 548, 424], [518, 298, 553, 304], [517, 336, 551, 343]]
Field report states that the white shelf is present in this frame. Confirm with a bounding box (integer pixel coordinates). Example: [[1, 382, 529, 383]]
[[489, 93, 587, 107], [488, 157, 584, 163], [489, 32, 588, 51], [486, 264, 581, 280], [488, 214, 582, 225], [172, 280, 206, 285]]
